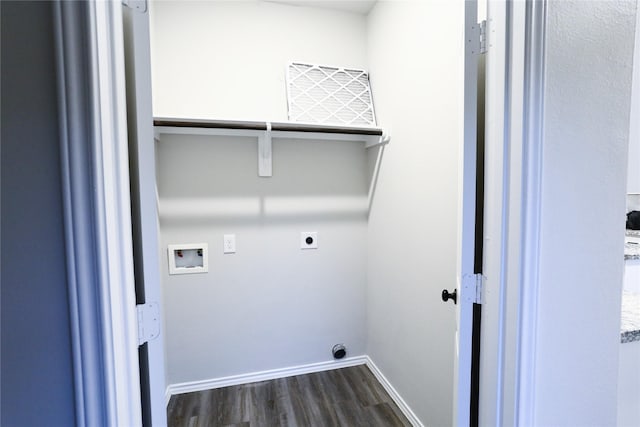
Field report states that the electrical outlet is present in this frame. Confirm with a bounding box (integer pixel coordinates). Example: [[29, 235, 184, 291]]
[[223, 234, 236, 254], [300, 232, 318, 249]]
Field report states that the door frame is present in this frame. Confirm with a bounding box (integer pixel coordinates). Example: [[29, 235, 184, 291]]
[[54, 0, 143, 425], [455, 1, 482, 425], [67, 1, 546, 426], [479, 0, 546, 425], [122, 4, 169, 426]]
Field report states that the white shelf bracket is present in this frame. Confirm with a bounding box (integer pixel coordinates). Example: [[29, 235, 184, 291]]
[[258, 122, 273, 177], [365, 129, 391, 148], [380, 130, 391, 145]]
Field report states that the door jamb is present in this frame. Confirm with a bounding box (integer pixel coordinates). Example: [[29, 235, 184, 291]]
[[122, 4, 169, 426], [479, 0, 546, 425], [514, 0, 546, 424], [55, 0, 144, 425], [68, 1, 547, 426], [455, 1, 482, 425]]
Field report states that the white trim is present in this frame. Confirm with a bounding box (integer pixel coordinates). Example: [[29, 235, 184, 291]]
[[365, 357, 424, 427], [515, 0, 546, 425], [54, 2, 142, 425], [498, 2, 529, 423], [166, 356, 367, 398], [89, 1, 143, 425], [480, 0, 544, 425], [480, 1, 509, 424], [53, 3, 94, 424]]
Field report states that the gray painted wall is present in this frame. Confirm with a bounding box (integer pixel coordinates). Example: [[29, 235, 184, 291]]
[[365, 2, 463, 425], [157, 135, 369, 384], [1, 2, 76, 425], [151, 1, 370, 385]]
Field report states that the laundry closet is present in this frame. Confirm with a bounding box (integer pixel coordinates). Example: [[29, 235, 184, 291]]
[[140, 1, 469, 425]]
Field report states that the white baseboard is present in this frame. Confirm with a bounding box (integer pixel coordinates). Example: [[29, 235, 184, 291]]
[[364, 356, 424, 427], [165, 355, 422, 427], [165, 355, 367, 403], [165, 386, 172, 406]]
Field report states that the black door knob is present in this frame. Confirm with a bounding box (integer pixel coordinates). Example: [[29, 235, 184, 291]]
[[442, 289, 457, 304]]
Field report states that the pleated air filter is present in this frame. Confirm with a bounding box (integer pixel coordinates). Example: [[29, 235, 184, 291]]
[[286, 62, 377, 127]]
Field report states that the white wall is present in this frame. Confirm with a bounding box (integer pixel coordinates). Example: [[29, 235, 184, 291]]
[[365, 2, 463, 425], [157, 135, 368, 384], [618, 340, 640, 426], [150, 0, 368, 121], [628, 5, 640, 198], [533, 1, 636, 425], [150, 1, 370, 385]]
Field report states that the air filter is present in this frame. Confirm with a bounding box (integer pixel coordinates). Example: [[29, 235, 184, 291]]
[[286, 62, 376, 127]]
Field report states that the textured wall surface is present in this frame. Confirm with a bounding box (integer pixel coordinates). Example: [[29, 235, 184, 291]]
[[535, 1, 636, 425]]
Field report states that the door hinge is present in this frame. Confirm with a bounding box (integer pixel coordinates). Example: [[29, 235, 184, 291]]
[[479, 20, 488, 54], [462, 273, 484, 304], [137, 302, 160, 346], [122, 0, 147, 13]]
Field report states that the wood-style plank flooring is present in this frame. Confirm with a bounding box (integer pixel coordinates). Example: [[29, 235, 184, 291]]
[[167, 365, 412, 427]]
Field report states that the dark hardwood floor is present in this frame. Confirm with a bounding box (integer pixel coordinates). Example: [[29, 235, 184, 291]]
[[167, 364, 412, 427]]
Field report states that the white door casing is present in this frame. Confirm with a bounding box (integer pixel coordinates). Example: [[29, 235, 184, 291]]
[[480, 1, 517, 425], [56, 0, 145, 425], [479, 1, 546, 425]]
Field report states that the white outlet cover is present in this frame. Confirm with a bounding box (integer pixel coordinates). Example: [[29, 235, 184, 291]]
[[300, 232, 318, 249], [223, 234, 236, 254]]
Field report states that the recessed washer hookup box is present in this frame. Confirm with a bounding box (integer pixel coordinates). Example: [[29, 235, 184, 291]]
[[168, 243, 208, 275]]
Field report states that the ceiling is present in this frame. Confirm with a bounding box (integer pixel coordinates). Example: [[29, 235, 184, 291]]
[[264, 0, 378, 15]]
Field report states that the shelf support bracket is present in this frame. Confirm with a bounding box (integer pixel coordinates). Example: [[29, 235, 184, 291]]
[[258, 122, 273, 177]]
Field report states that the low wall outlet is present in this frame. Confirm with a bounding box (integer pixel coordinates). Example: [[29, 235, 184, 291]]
[[300, 231, 318, 249], [168, 243, 208, 275], [223, 234, 236, 254]]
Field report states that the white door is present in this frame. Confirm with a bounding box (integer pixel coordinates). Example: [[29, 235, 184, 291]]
[[122, 5, 168, 426]]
